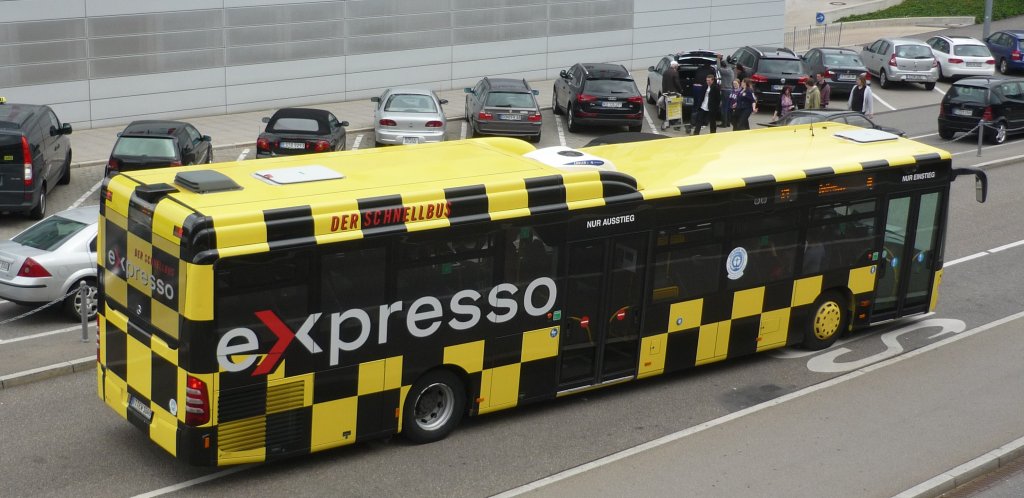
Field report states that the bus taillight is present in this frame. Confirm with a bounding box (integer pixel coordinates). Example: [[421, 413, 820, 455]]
[[185, 375, 210, 426]]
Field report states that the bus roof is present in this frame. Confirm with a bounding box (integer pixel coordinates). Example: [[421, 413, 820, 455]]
[[105, 123, 951, 252]]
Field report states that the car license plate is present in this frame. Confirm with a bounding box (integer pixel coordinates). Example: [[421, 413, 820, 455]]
[[403, 137, 419, 145], [0, 261, 8, 272], [280, 142, 305, 150], [602, 101, 623, 108], [684, 97, 694, 105], [953, 108, 973, 117], [838, 74, 856, 81], [499, 114, 522, 121], [907, 74, 926, 80], [771, 84, 784, 91], [128, 395, 153, 422], [966, 62, 982, 67]]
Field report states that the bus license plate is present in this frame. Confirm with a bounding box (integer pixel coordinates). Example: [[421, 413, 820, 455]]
[[602, 101, 623, 108], [280, 142, 305, 149], [499, 114, 522, 121], [953, 108, 973, 117], [129, 395, 153, 422], [403, 137, 419, 145]]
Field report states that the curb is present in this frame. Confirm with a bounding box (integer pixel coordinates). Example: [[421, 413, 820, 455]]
[[0, 356, 93, 390], [895, 435, 1024, 497]]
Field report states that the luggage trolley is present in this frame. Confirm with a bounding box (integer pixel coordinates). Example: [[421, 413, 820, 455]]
[[661, 92, 683, 131]]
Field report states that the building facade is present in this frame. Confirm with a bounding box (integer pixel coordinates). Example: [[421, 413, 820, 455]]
[[0, 0, 783, 129]]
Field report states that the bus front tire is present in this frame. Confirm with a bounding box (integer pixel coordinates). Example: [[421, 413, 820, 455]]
[[801, 291, 848, 350], [402, 369, 466, 444]]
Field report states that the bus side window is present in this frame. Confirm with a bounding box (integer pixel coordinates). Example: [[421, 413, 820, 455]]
[[396, 230, 495, 301], [321, 245, 387, 310], [650, 224, 722, 302], [505, 226, 558, 286], [215, 249, 312, 331], [729, 230, 799, 287], [803, 201, 878, 275]]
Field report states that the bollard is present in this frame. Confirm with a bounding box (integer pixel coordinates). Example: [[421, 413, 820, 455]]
[[79, 280, 89, 342], [978, 119, 984, 157]]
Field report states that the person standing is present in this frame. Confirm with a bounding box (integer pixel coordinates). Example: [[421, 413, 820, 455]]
[[848, 73, 873, 117], [734, 78, 758, 130], [717, 55, 734, 127], [726, 78, 741, 129], [692, 73, 720, 135], [777, 85, 795, 120], [816, 73, 831, 109], [735, 63, 748, 84], [804, 77, 821, 109], [661, 60, 683, 130]]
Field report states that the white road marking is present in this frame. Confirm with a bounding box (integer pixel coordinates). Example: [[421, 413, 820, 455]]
[[933, 86, 946, 96], [0, 325, 90, 346], [964, 151, 1024, 167], [461, 121, 468, 140], [131, 466, 251, 498], [492, 309, 1024, 497], [69, 180, 103, 210], [236, 148, 249, 161], [805, 318, 965, 373], [555, 115, 567, 147], [988, 239, 1024, 253], [872, 92, 897, 111], [910, 133, 937, 140], [951, 141, 1014, 156], [644, 111, 661, 135], [352, 134, 363, 150], [768, 313, 935, 359], [945, 252, 989, 267]]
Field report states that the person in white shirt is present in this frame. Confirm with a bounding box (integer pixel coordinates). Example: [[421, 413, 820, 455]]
[[692, 73, 720, 135]]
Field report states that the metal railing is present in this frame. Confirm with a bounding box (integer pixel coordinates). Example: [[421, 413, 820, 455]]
[[0, 282, 95, 342], [784, 23, 846, 52]]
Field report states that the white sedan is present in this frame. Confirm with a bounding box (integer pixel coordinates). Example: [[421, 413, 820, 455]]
[[927, 35, 995, 79], [371, 88, 448, 146]]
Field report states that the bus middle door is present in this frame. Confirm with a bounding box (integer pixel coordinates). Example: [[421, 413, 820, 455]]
[[558, 233, 647, 391], [872, 189, 943, 320]]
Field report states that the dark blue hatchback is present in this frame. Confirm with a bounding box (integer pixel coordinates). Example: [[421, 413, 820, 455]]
[[984, 30, 1024, 75]]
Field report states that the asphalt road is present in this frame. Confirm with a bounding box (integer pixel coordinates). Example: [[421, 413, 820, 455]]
[[1, 61, 1023, 497]]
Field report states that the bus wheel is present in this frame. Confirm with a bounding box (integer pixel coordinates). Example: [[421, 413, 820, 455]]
[[403, 369, 466, 444], [802, 291, 848, 350]]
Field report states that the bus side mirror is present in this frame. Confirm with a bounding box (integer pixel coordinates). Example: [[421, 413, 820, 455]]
[[953, 167, 988, 203]]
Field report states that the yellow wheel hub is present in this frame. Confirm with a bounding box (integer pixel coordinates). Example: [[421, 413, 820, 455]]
[[813, 301, 842, 340]]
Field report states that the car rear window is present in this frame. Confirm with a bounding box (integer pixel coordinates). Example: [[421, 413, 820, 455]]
[[953, 45, 991, 57], [269, 117, 325, 134], [947, 85, 988, 103], [758, 59, 804, 74], [0, 135, 24, 164], [112, 136, 177, 160], [584, 79, 638, 94], [823, 53, 863, 66], [781, 115, 824, 125], [13, 214, 88, 251], [896, 45, 933, 59], [485, 92, 535, 108], [384, 94, 437, 113]]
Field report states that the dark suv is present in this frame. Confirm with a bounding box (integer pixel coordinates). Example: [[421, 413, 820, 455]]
[[552, 63, 643, 132], [938, 76, 1024, 144], [730, 46, 809, 109], [0, 98, 73, 219], [465, 77, 542, 142], [106, 120, 213, 176], [646, 50, 721, 119]]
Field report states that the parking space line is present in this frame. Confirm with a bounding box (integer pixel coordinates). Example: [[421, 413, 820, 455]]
[[555, 116, 567, 147], [910, 133, 937, 140], [933, 86, 946, 96], [644, 111, 661, 135], [0, 325, 85, 346], [236, 148, 249, 161], [873, 93, 897, 111], [69, 179, 103, 210], [460, 121, 468, 140]]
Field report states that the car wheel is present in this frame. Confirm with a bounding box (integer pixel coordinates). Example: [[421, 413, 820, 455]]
[[937, 64, 945, 80], [58, 151, 71, 185], [552, 88, 563, 115], [207, 151, 214, 163], [801, 291, 848, 350], [28, 185, 45, 220], [64, 278, 98, 322], [986, 120, 1007, 145], [529, 133, 542, 143], [567, 104, 581, 132], [938, 125, 955, 140], [402, 369, 466, 444], [646, 81, 655, 105], [999, 58, 1009, 75], [879, 69, 890, 89], [924, 81, 935, 91]]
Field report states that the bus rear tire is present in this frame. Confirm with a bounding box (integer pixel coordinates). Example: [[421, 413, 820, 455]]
[[801, 291, 848, 350], [402, 369, 466, 444]]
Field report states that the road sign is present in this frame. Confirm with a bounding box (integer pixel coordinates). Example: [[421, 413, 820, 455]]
[[816, 12, 825, 24]]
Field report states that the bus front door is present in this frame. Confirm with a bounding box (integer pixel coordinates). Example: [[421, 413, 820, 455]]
[[559, 233, 647, 390], [872, 190, 943, 320]]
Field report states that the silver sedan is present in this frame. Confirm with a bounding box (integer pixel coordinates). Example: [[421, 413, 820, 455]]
[[0, 205, 98, 320], [371, 88, 448, 146]]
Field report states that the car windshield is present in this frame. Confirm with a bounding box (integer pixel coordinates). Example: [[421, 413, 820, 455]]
[[12, 214, 88, 251], [823, 53, 863, 66], [269, 117, 323, 134], [485, 92, 535, 108], [585, 79, 638, 94], [954, 45, 991, 57], [112, 136, 177, 159], [895, 45, 933, 59], [384, 94, 437, 113], [759, 59, 804, 74], [947, 85, 989, 103]]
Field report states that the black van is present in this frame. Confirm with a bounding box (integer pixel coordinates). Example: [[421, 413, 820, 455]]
[[0, 98, 73, 219]]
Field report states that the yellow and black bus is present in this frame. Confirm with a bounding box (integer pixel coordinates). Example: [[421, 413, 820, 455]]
[[97, 124, 985, 465]]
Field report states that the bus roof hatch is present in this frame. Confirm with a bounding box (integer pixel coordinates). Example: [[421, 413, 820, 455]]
[[523, 146, 617, 173]]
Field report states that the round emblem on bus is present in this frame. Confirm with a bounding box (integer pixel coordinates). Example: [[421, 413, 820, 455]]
[[726, 247, 748, 280], [169, 398, 178, 416]]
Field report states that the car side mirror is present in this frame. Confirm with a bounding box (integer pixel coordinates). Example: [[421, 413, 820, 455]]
[[261, 116, 270, 123], [559, 69, 568, 78], [648, 65, 656, 72], [202, 135, 211, 142], [370, 96, 380, 103], [439, 99, 448, 105], [61, 123, 73, 135], [340, 121, 350, 127], [464, 88, 473, 94], [863, 45, 869, 51], [727, 56, 736, 64]]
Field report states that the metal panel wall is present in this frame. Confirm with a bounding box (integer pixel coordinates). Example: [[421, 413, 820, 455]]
[[0, 0, 783, 128]]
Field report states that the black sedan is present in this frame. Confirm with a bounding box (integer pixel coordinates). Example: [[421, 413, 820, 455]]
[[106, 120, 212, 176], [256, 108, 349, 158], [762, 109, 905, 136]]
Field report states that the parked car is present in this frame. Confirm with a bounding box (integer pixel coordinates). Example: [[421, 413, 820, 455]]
[[860, 37, 939, 90], [729, 46, 809, 110], [0, 205, 98, 320], [105, 120, 212, 177], [256, 108, 349, 158], [926, 35, 995, 79], [646, 50, 721, 118], [553, 63, 643, 132], [800, 47, 868, 94], [464, 77, 542, 142], [763, 109, 905, 136], [938, 76, 1024, 144], [983, 30, 1024, 75], [371, 88, 448, 146], [0, 97, 72, 220]]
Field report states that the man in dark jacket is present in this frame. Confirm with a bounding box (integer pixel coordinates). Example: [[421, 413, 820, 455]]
[[661, 60, 683, 130], [692, 73, 720, 135]]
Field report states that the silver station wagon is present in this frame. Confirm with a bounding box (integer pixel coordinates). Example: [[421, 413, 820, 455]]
[[861, 37, 939, 90]]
